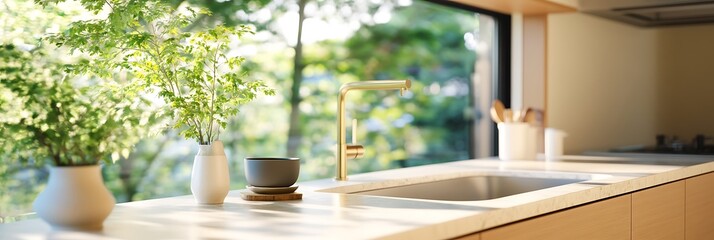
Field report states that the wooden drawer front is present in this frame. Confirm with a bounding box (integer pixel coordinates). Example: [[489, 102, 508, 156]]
[[686, 172, 714, 240], [632, 181, 685, 240], [481, 195, 631, 240], [454, 233, 480, 240]]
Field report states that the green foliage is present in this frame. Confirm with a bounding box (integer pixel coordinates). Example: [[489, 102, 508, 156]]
[[44, 0, 274, 144], [340, 2, 478, 166], [1, 0, 485, 218], [0, 44, 155, 166]]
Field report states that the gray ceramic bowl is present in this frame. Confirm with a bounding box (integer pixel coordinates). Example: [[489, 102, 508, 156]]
[[244, 157, 300, 187]]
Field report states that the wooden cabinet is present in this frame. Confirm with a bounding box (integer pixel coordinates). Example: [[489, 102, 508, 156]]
[[455, 233, 480, 240], [632, 181, 685, 240], [456, 172, 713, 240], [686, 172, 714, 240], [481, 195, 631, 240], [452, 0, 575, 15]]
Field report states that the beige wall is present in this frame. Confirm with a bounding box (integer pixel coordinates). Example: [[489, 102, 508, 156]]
[[656, 24, 714, 141], [547, 13, 659, 154], [547, 12, 714, 154]]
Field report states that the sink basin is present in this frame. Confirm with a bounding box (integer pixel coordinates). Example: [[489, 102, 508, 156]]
[[343, 172, 603, 201], [351, 175, 583, 201]]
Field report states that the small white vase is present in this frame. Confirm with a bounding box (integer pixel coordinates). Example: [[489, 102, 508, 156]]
[[191, 140, 230, 204], [33, 165, 115, 230]]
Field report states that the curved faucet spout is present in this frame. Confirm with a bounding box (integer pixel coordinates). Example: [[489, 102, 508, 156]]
[[336, 80, 411, 181]]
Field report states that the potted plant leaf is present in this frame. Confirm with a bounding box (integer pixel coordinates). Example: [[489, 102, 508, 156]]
[[44, 0, 274, 204], [0, 44, 157, 230]]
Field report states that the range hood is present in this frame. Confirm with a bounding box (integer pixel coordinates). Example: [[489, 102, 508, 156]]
[[579, 0, 714, 27]]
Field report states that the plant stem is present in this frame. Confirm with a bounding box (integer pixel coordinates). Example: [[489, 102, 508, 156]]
[[192, 118, 204, 144], [207, 47, 219, 143], [34, 128, 60, 166]]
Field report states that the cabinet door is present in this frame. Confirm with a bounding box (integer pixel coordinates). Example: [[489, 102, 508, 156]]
[[455, 233, 480, 240], [481, 195, 631, 240], [686, 172, 714, 240], [632, 181, 685, 240]]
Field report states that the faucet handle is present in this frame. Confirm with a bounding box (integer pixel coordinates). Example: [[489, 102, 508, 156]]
[[346, 118, 364, 159], [346, 144, 364, 159]]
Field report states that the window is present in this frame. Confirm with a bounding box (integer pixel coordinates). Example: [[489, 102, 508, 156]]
[[0, 0, 509, 222]]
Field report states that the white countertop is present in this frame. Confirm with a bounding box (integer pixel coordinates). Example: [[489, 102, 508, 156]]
[[2, 157, 714, 240]]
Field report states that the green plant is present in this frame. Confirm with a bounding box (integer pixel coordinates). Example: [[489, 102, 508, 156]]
[[43, 0, 274, 145], [0, 44, 157, 166]]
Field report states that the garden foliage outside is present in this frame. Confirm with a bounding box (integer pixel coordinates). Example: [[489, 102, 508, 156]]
[[0, 0, 483, 222]]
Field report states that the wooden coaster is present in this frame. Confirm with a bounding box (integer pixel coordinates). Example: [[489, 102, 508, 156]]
[[240, 190, 303, 201]]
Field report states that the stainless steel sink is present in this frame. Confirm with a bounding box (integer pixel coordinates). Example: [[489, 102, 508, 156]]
[[349, 174, 592, 201]]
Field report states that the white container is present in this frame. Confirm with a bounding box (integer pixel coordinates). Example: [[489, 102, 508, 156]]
[[33, 165, 115, 230], [524, 126, 538, 160], [498, 123, 537, 160], [545, 128, 568, 161], [191, 140, 230, 204]]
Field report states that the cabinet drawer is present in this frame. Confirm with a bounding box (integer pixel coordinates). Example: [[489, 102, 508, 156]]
[[686, 172, 714, 240], [632, 181, 685, 240], [481, 195, 631, 240]]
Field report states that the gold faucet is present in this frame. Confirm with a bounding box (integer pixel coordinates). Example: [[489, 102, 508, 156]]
[[336, 80, 411, 181]]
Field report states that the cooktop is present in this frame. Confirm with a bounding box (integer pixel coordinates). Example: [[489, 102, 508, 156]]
[[611, 134, 714, 155]]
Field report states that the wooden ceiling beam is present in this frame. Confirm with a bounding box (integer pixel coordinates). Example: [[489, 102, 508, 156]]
[[452, 0, 575, 15]]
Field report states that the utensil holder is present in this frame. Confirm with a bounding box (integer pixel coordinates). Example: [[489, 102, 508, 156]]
[[498, 123, 537, 160]]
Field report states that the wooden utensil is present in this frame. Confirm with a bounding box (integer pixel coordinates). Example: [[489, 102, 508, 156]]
[[503, 109, 513, 123], [519, 107, 532, 122], [511, 109, 526, 122], [524, 108, 536, 124], [490, 100, 505, 123]]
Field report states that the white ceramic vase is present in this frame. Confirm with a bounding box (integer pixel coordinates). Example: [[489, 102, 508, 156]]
[[191, 140, 230, 204], [33, 165, 115, 230]]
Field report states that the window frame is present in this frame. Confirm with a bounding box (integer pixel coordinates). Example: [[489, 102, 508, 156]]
[[426, 0, 512, 157]]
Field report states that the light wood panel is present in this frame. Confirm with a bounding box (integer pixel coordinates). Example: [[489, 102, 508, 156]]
[[454, 232, 480, 240], [632, 181, 685, 240], [686, 172, 714, 240], [523, 14, 547, 114], [481, 195, 631, 240], [453, 0, 575, 15]]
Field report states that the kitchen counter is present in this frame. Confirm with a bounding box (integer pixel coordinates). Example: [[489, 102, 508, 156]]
[[2, 157, 713, 240]]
